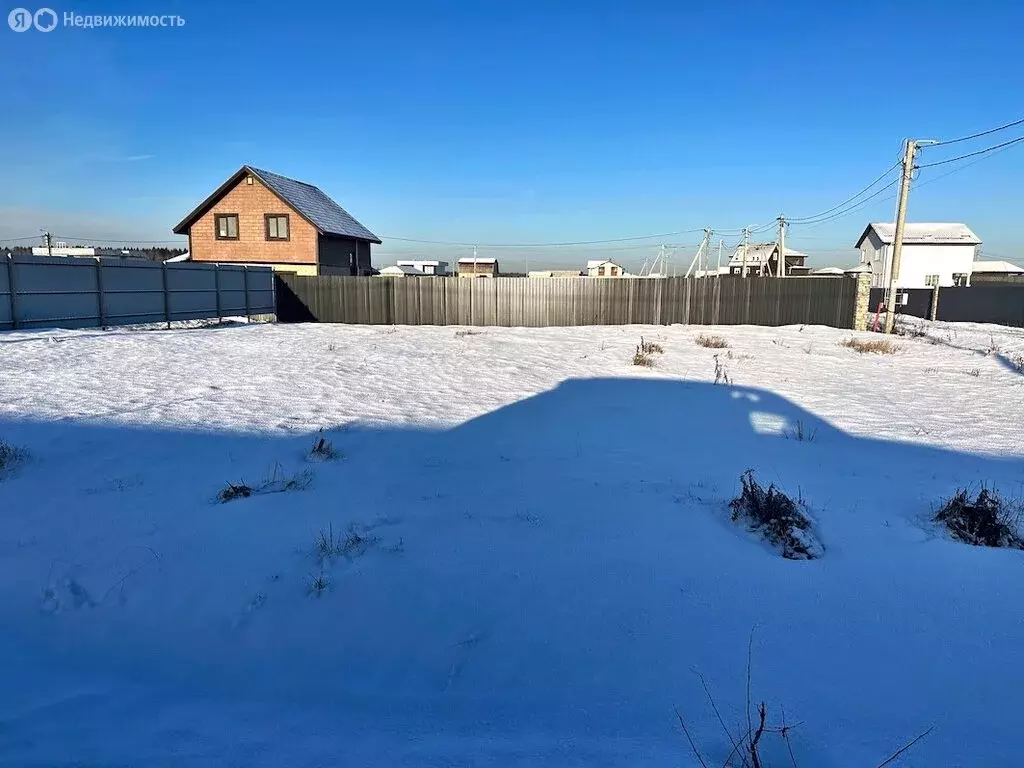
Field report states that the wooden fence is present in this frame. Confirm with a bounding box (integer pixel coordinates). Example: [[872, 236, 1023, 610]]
[[276, 275, 860, 329], [0, 254, 275, 331]]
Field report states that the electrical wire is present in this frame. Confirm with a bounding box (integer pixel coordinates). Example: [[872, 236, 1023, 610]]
[[917, 135, 1024, 168], [786, 161, 901, 223], [0, 235, 47, 242], [788, 178, 900, 229], [52, 236, 186, 244], [929, 117, 1024, 147], [378, 229, 709, 248], [914, 138, 1023, 186]]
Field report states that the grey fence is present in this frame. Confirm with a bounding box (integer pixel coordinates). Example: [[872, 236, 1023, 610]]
[[869, 285, 1024, 328], [276, 275, 859, 329], [0, 254, 275, 331]]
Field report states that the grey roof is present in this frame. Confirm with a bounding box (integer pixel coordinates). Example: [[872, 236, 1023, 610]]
[[971, 259, 1023, 273], [726, 243, 806, 266], [857, 222, 980, 247], [248, 167, 380, 243]]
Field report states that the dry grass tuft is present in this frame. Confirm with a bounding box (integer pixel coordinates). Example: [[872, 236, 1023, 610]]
[[217, 482, 254, 503], [934, 488, 1023, 549], [840, 337, 899, 355], [309, 431, 340, 461], [0, 440, 27, 476], [216, 465, 313, 504], [308, 572, 329, 597], [639, 336, 664, 355], [695, 334, 729, 349], [729, 470, 822, 559]]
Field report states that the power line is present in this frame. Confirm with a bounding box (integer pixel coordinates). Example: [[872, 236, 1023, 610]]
[[0, 235, 46, 242], [787, 161, 901, 223], [930, 117, 1024, 147], [53, 237, 185, 244], [917, 135, 1024, 168], [789, 178, 900, 229], [914, 138, 1023, 185], [378, 229, 709, 247]]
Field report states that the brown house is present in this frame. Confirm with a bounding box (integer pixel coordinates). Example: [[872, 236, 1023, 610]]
[[457, 257, 499, 278], [172, 166, 381, 276]]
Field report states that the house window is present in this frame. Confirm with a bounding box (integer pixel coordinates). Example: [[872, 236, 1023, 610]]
[[215, 214, 239, 240], [598, 266, 606, 276], [925, 274, 940, 287], [952, 272, 968, 286], [264, 214, 289, 241], [610, 266, 619, 276]]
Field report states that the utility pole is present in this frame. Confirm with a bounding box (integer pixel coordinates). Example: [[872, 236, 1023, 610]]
[[884, 139, 920, 334], [43, 231, 53, 257], [684, 229, 712, 279], [717, 239, 723, 275], [776, 216, 786, 278], [740, 227, 749, 278]]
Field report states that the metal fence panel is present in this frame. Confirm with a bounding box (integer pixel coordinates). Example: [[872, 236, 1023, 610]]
[[0, 254, 274, 331], [0, 256, 13, 330], [101, 259, 166, 324], [937, 286, 1024, 327], [272, 275, 862, 329], [217, 265, 249, 315], [246, 268, 275, 315], [165, 263, 217, 320]]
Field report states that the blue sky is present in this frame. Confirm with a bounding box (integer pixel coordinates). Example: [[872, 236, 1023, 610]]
[[1, 0, 1022, 270]]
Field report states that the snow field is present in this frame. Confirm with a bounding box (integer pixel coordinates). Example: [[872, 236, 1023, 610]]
[[0, 319, 1023, 766]]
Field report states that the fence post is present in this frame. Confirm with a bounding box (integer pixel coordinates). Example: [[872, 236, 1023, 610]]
[[94, 257, 106, 327], [852, 273, 871, 331], [929, 285, 940, 321], [5, 254, 16, 330], [161, 262, 171, 329], [214, 263, 222, 322], [243, 266, 251, 321]]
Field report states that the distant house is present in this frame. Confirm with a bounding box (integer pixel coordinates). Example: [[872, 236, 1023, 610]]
[[457, 257, 499, 278], [727, 244, 807, 277], [172, 165, 381, 276], [692, 267, 732, 278], [376, 265, 424, 277], [396, 259, 448, 276], [32, 242, 127, 258], [855, 222, 980, 289], [970, 260, 1023, 276], [529, 269, 583, 278], [586, 259, 627, 278], [970, 259, 1024, 285]]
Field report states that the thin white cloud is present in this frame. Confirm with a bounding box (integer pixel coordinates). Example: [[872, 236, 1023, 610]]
[[122, 154, 154, 162]]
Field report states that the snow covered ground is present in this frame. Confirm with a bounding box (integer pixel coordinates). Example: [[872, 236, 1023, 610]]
[[0, 319, 1022, 766]]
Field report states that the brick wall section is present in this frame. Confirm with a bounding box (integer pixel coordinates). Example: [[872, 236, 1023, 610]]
[[189, 175, 318, 266], [853, 273, 871, 330]]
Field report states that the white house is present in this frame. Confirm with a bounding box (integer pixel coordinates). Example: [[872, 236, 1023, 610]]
[[395, 259, 448, 276], [32, 242, 127, 258], [376, 264, 424, 277], [855, 223, 980, 289], [970, 260, 1023, 276], [586, 259, 628, 277]]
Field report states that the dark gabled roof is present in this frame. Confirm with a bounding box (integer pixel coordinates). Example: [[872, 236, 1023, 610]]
[[172, 165, 381, 243]]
